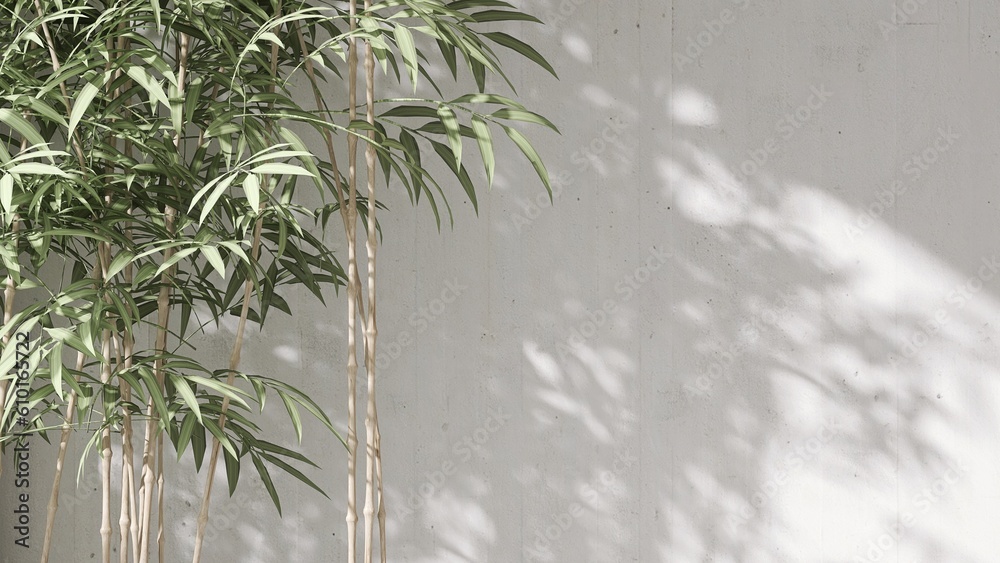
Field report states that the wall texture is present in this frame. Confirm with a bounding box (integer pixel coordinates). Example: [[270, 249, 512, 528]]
[[4, 1, 1000, 561]]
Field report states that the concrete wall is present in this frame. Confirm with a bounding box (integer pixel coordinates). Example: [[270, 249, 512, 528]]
[[5, 0, 1000, 561]]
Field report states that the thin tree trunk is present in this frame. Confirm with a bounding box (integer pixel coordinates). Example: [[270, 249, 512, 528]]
[[100, 321, 114, 563], [138, 200, 176, 563], [191, 12, 281, 557], [191, 215, 264, 563], [39, 351, 87, 563], [156, 429, 165, 562], [41, 257, 101, 562], [345, 2, 362, 559], [361, 5, 381, 558], [118, 332, 136, 563]]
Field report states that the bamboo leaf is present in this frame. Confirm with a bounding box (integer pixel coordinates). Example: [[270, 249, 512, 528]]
[[503, 125, 552, 198], [201, 246, 226, 280], [278, 390, 303, 443], [106, 251, 136, 281], [171, 374, 202, 424], [0, 174, 12, 215], [243, 173, 260, 211], [251, 453, 282, 515], [7, 163, 69, 177], [250, 163, 315, 177], [50, 342, 65, 400], [176, 413, 198, 459], [470, 115, 494, 188], [491, 108, 559, 133], [0, 109, 45, 148], [224, 448, 241, 496], [395, 25, 419, 90], [484, 31, 557, 77], [69, 81, 101, 139], [438, 105, 462, 167]]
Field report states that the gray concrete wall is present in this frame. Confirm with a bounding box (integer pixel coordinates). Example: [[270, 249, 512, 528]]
[[4, 0, 999, 561]]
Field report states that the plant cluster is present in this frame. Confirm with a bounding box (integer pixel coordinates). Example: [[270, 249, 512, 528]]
[[0, 0, 555, 561]]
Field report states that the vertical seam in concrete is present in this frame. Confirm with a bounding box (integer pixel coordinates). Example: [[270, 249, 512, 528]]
[[892, 0, 902, 547]]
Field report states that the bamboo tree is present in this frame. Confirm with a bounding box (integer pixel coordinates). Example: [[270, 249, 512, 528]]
[[1, 3, 556, 562]]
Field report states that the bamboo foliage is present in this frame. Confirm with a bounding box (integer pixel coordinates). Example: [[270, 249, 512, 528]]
[[0, 0, 556, 561]]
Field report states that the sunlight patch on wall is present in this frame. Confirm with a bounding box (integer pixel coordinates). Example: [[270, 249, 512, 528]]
[[671, 86, 720, 127]]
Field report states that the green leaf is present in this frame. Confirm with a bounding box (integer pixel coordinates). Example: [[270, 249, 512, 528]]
[[395, 25, 419, 90], [491, 108, 559, 133], [224, 448, 240, 496], [278, 390, 303, 443], [484, 32, 558, 77], [438, 105, 462, 167], [243, 173, 260, 211], [7, 163, 69, 177], [0, 174, 12, 215], [251, 454, 281, 515], [201, 246, 226, 280], [69, 81, 101, 139], [470, 9, 543, 23], [250, 163, 315, 177], [470, 116, 494, 188], [258, 452, 328, 499], [0, 109, 45, 148], [194, 173, 237, 224], [503, 125, 552, 198], [50, 342, 65, 400], [126, 66, 170, 110], [176, 413, 198, 459], [171, 374, 202, 424], [106, 251, 136, 281], [204, 417, 238, 460]]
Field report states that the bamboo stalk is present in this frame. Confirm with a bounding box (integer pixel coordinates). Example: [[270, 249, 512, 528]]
[[96, 217, 120, 563], [32, 0, 86, 168], [361, 3, 380, 558], [110, 28, 138, 563], [117, 331, 135, 563], [124, 210, 140, 563], [293, 30, 385, 560], [40, 261, 100, 563], [191, 12, 280, 558], [191, 214, 264, 563], [138, 201, 176, 563], [39, 351, 87, 563], [346, 2, 362, 558], [156, 427, 164, 562], [100, 321, 114, 563]]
